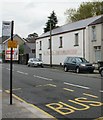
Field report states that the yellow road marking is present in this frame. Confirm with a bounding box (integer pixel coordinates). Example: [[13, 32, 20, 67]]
[[63, 88, 74, 92], [5, 90, 56, 119], [45, 84, 56, 87], [95, 117, 103, 120], [83, 93, 98, 98]]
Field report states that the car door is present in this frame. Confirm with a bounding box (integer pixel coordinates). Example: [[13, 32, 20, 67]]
[[66, 57, 73, 70], [70, 58, 76, 70], [30, 59, 33, 66]]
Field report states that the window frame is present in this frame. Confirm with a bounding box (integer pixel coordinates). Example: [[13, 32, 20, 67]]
[[59, 36, 63, 48], [74, 33, 79, 46]]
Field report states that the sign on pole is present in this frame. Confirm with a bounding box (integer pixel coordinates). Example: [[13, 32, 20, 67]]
[[5, 45, 19, 61], [2, 21, 11, 36], [8, 40, 18, 48]]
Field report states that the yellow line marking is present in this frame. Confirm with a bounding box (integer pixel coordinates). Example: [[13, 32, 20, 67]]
[[83, 93, 98, 98], [63, 88, 74, 92], [5, 90, 56, 119], [44, 84, 56, 87], [94, 117, 103, 120]]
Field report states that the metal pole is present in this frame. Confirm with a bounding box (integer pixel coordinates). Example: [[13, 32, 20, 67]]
[[50, 22, 52, 67], [10, 21, 14, 105]]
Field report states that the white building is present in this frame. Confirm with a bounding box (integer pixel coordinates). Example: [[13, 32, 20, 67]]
[[36, 15, 103, 65]]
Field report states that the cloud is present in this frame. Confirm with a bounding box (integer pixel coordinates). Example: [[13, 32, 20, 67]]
[[0, 0, 90, 38]]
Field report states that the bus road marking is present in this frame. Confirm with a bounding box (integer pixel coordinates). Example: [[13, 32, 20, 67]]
[[83, 93, 98, 98]]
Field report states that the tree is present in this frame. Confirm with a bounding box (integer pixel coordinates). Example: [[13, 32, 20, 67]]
[[19, 44, 24, 54], [65, 2, 103, 23], [44, 11, 58, 33], [26, 32, 38, 42]]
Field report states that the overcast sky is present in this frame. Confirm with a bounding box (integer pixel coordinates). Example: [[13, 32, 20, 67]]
[[0, 0, 98, 38]]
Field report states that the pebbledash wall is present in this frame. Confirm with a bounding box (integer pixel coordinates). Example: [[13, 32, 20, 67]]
[[36, 15, 103, 65]]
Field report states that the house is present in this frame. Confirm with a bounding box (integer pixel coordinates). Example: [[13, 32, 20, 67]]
[[24, 41, 36, 58], [2, 34, 26, 61], [36, 15, 103, 65]]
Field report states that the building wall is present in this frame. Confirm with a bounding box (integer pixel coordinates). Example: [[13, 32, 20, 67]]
[[36, 23, 102, 65], [88, 24, 102, 63], [36, 29, 87, 65]]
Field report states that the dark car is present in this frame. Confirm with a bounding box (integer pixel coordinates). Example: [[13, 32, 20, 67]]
[[99, 67, 103, 77], [63, 57, 95, 73]]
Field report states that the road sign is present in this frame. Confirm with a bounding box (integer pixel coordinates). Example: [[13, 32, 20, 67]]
[[2, 21, 11, 36], [8, 40, 18, 48]]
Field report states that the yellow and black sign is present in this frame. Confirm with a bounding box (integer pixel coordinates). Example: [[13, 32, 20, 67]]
[[8, 40, 18, 48]]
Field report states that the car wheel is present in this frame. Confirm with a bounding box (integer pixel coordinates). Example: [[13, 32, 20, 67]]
[[101, 69, 103, 77], [28, 64, 30, 67], [64, 66, 68, 72], [76, 67, 80, 73]]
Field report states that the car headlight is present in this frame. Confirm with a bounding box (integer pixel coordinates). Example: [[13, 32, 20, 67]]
[[80, 64, 86, 66], [92, 64, 95, 67]]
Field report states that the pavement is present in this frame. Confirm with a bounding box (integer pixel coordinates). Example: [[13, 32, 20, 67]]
[[1, 91, 54, 119]]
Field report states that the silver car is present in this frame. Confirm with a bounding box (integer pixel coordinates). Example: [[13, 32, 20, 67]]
[[28, 58, 43, 67]]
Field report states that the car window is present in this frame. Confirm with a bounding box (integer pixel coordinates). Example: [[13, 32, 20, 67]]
[[76, 58, 88, 63], [71, 58, 76, 63], [67, 57, 73, 63], [64, 57, 69, 63]]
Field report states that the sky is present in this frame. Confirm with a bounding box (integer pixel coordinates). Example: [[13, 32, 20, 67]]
[[0, 0, 99, 38]]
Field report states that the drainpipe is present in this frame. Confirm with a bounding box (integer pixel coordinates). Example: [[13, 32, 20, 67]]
[[83, 29, 85, 58]]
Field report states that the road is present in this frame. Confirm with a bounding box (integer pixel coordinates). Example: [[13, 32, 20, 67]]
[[2, 63, 103, 119]]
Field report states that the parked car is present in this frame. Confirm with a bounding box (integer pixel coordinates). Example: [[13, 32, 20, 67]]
[[99, 67, 103, 77], [28, 58, 43, 67], [63, 57, 95, 73]]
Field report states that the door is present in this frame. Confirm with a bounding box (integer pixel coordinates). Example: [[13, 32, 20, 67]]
[[95, 50, 101, 62]]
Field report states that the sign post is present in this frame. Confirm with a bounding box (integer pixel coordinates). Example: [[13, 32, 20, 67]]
[[10, 21, 14, 105]]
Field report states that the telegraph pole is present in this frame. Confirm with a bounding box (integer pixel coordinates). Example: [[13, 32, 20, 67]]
[[50, 22, 52, 67]]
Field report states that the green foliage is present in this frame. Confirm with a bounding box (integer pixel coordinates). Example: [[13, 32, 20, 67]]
[[26, 32, 38, 42], [44, 11, 58, 33], [19, 44, 24, 54], [28, 33, 38, 39], [65, 2, 103, 22]]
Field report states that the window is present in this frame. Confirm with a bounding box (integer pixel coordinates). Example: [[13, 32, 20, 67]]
[[32, 49, 35, 53], [48, 39, 50, 49], [59, 37, 63, 48], [39, 41, 42, 50], [74, 33, 79, 46], [92, 26, 96, 41]]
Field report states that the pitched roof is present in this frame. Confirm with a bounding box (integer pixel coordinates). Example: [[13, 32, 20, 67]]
[[37, 15, 103, 39], [3, 34, 26, 44], [25, 42, 35, 49]]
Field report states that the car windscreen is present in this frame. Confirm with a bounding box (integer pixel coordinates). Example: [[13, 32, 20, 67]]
[[76, 58, 88, 63], [33, 58, 41, 61]]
